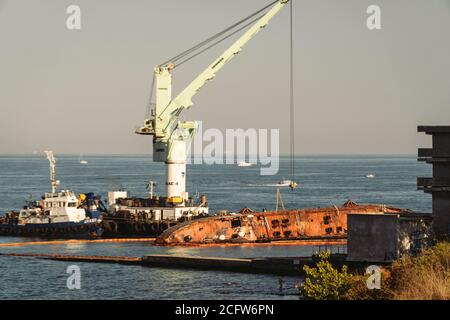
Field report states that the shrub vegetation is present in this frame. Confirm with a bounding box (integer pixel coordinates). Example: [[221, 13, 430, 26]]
[[300, 242, 450, 300]]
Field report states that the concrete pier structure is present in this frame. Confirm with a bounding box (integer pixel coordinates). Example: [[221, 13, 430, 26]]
[[346, 213, 432, 262], [418, 125, 450, 237]]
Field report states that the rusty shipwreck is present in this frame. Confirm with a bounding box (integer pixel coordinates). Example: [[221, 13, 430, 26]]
[[155, 200, 409, 245]]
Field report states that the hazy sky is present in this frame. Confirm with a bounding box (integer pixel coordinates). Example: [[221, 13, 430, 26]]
[[1, 0, 449, 155]]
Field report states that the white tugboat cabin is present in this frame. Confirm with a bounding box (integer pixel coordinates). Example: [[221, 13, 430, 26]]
[[19, 190, 86, 224]]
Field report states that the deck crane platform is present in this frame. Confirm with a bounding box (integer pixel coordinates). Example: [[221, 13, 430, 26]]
[[136, 0, 292, 212]]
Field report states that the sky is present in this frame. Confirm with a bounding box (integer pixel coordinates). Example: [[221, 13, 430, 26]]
[[0, 0, 449, 155]]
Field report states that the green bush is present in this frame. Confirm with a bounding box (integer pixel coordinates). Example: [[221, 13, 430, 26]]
[[300, 251, 351, 300], [300, 242, 450, 300]]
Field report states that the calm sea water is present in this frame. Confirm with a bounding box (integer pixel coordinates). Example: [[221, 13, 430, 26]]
[[0, 155, 431, 299]]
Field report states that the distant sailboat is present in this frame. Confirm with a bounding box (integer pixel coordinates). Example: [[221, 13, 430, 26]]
[[238, 161, 252, 167], [79, 153, 88, 165]]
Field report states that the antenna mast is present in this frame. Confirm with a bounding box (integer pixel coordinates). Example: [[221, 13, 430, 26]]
[[147, 180, 156, 199], [44, 151, 58, 193]]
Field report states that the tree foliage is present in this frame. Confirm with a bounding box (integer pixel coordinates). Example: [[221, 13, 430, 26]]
[[300, 251, 351, 300], [300, 242, 450, 300]]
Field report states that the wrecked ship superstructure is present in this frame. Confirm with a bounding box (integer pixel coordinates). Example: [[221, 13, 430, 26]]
[[155, 200, 410, 245]]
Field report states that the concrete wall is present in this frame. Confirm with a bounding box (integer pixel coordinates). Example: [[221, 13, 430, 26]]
[[432, 192, 450, 236], [347, 214, 399, 262], [418, 126, 450, 237], [432, 133, 450, 157], [433, 162, 450, 186]]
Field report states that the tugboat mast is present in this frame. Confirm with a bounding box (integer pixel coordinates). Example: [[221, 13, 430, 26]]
[[44, 151, 58, 194]]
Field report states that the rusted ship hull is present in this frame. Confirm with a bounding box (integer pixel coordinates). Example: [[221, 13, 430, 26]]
[[155, 201, 408, 245]]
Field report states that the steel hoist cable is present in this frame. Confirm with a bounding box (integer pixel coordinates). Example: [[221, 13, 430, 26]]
[[289, 0, 296, 189], [159, 0, 278, 68], [147, 0, 279, 113], [146, 72, 156, 119], [175, 14, 265, 68]]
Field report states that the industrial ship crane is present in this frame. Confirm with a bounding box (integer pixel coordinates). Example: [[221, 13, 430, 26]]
[[136, 0, 291, 205]]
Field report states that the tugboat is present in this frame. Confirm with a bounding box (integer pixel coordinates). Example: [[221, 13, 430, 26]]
[[0, 151, 104, 239]]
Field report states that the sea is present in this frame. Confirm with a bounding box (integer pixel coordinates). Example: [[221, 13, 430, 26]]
[[0, 155, 431, 299]]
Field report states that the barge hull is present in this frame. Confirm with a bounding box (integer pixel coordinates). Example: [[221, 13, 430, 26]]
[[0, 221, 103, 239]]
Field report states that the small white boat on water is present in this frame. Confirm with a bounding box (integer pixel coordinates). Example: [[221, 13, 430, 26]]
[[79, 153, 88, 165], [366, 174, 375, 179], [276, 179, 298, 189], [277, 180, 293, 187], [238, 161, 252, 167]]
